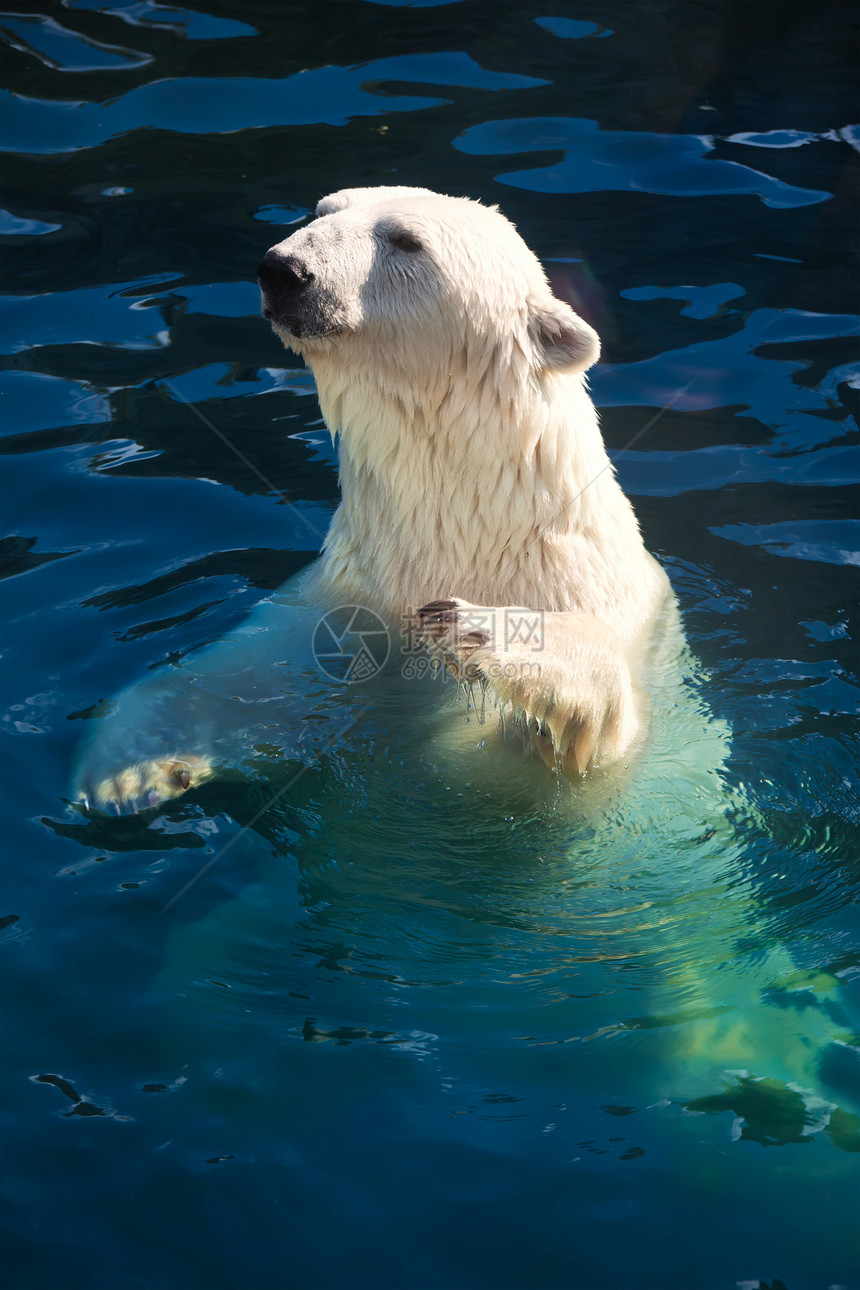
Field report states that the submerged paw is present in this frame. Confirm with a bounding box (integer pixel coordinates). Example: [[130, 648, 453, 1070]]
[[79, 754, 214, 815]]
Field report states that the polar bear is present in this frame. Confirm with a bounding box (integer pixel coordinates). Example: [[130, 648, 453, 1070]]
[[70, 190, 860, 1149], [75, 186, 672, 811]]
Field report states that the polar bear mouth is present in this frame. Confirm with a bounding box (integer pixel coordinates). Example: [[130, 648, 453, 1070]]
[[260, 293, 343, 342], [267, 311, 342, 342]]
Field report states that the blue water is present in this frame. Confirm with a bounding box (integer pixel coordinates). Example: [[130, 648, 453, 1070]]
[[2, 3, 859, 1288]]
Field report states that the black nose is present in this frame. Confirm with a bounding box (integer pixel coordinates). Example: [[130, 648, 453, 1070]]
[[257, 251, 314, 293]]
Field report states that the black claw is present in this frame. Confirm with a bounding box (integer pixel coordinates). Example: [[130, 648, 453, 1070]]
[[417, 599, 459, 618]]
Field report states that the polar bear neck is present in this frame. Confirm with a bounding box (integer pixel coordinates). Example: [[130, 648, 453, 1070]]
[[308, 353, 660, 637]]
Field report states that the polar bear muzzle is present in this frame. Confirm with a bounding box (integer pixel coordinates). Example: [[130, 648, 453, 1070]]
[[258, 248, 327, 339]]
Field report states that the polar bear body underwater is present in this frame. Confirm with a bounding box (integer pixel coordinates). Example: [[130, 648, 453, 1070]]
[[75, 186, 675, 810]]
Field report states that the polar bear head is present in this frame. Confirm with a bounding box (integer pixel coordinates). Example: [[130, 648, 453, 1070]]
[[258, 186, 599, 381]]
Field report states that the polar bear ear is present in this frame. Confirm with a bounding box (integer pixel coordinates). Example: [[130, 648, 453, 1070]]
[[529, 298, 600, 373], [316, 190, 355, 218]]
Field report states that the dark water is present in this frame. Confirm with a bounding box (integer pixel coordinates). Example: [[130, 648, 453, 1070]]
[[2, 3, 859, 1288]]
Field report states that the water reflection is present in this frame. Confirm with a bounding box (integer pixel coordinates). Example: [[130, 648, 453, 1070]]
[[456, 115, 835, 206], [2, 0, 858, 1285]]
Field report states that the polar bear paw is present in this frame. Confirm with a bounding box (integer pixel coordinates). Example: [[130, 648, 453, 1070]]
[[78, 754, 214, 815], [416, 598, 641, 775]]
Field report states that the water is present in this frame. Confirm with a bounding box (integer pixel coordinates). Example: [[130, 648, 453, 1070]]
[[2, 2, 859, 1287]]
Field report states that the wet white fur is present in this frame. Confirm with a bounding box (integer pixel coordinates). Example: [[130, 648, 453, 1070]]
[[265, 186, 670, 769]]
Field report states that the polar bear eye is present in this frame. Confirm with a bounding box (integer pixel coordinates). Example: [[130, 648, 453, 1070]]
[[388, 230, 423, 253]]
